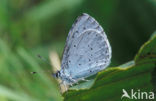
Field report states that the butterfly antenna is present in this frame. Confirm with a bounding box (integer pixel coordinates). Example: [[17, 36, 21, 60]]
[[37, 54, 51, 66], [31, 72, 37, 74], [31, 54, 51, 74]]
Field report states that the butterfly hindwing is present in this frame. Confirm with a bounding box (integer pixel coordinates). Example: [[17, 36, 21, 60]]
[[66, 29, 111, 79]]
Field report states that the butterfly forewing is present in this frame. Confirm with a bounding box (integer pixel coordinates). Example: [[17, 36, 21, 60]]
[[61, 13, 111, 80]]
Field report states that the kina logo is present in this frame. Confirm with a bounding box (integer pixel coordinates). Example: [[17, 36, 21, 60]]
[[121, 89, 155, 100]]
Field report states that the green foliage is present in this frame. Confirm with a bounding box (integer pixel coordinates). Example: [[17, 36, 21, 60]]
[[63, 34, 156, 101], [0, 40, 62, 101]]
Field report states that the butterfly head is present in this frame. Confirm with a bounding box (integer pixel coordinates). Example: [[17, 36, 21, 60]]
[[52, 71, 61, 78]]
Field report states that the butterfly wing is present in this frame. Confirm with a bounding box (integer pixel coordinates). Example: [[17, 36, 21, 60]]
[[61, 13, 111, 79]]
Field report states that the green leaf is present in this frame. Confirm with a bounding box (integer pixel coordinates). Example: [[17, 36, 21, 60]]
[[135, 33, 156, 63], [63, 34, 156, 101]]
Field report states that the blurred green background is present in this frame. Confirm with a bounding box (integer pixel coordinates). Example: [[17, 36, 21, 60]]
[[0, 0, 156, 101]]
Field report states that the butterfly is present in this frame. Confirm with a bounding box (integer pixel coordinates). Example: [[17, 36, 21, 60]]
[[53, 13, 111, 89]]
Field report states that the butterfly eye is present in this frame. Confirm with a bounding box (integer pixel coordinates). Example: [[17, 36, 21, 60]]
[[53, 71, 60, 78]]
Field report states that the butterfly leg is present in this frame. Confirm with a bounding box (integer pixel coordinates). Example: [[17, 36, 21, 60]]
[[69, 76, 79, 84], [69, 83, 73, 87], [63, 81, 68, 91], [59, 81, 68, 92], [79, 78, 89, 82]]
